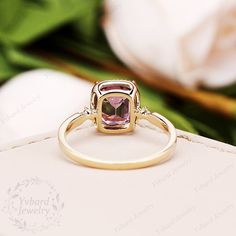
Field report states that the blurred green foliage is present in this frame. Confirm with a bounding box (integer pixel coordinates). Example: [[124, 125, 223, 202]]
[[0, 0, 235, 145]]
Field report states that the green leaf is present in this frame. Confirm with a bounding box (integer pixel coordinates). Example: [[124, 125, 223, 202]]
[[0, 0, 22, 30], [49, 36, 117, 61], [0, 49, 20, 81], [5, 47, 54, 69], [0, 0, 102, 46], [73, 0, 103, 40], [188, 119, 224, 142], [139, 86, 197, 133], [176, 101, 236, 145], [231, 127, 236, 146]]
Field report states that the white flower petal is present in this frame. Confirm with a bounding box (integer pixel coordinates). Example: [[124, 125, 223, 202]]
[[104, 0, 236, 88]]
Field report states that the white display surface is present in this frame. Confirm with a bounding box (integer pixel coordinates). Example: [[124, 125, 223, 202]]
[[0, 128, 235, 236]]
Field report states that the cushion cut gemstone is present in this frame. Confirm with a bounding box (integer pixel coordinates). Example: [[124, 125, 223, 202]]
[[102, 96, 130, 126]]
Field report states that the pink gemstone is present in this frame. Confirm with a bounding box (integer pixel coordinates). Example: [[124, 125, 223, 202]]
[[102, 96, 130, 126]]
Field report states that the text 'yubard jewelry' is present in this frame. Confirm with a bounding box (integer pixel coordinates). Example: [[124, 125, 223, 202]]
[[58, 80, 177, 170]]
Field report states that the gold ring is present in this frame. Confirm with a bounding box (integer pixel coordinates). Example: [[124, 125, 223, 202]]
[[58, 80, 177, 170]]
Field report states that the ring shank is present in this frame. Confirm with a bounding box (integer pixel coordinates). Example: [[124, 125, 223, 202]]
[[58, 111, 177, 170]]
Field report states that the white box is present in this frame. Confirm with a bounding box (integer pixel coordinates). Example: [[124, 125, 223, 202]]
[[0, 128, 235, 236]]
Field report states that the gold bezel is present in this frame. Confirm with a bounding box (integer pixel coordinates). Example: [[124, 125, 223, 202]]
[[91, 80, 139, 134]]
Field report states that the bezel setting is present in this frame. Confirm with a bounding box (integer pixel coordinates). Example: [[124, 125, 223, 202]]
[[91, 80, 140, 134]]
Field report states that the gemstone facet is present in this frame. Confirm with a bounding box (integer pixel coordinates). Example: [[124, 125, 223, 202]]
[[102, 96, 130, 126]]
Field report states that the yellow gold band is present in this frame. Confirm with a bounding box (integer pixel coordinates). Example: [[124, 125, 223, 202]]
[[58, 110, 177, 170]]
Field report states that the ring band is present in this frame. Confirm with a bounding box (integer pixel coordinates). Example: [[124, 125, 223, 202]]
[[58, 80, 177, 170]]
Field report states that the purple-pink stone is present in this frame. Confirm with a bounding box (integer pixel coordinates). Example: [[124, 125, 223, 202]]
[[101, 85, 130, 126]]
